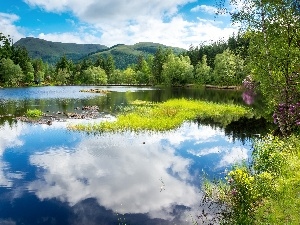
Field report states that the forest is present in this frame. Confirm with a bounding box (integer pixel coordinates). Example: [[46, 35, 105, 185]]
[[0, 32, 249, 87]]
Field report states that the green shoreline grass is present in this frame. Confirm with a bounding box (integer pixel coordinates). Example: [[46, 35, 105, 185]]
[[69, 98, 252, 133], [204, 134, 300, 224], [25, 109, 43, 118]]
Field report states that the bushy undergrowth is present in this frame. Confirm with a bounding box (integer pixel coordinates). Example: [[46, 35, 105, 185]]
[[204, 134, 300, 224], [25, 109, 43, 118], [69, 98, 251, 133]]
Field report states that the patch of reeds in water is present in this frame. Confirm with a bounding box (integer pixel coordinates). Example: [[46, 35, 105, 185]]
[[69, 98, 252, 133]]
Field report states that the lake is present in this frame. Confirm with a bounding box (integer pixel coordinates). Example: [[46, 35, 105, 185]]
[[0, 86, 265, 225]]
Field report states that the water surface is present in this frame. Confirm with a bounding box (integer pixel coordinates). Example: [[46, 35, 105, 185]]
[[0, 86, 258, 224]]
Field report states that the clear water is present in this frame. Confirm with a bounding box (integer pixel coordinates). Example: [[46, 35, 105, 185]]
[[0, 86, 257, 225]]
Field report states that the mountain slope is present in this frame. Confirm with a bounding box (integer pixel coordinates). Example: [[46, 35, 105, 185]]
[[88, 42, 186, 69], [14, 38, 186, 69], [14, 37, 108, 64]]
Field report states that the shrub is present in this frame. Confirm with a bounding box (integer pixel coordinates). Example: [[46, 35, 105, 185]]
[[26, 109, 43, 118]]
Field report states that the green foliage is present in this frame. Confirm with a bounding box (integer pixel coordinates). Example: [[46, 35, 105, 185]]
[[87, 42, 184, 70], [185, 34, 249, 69], [195, 55, 212, 84], [22, 61, 35, 83], [152, 47, 171, 84], [26, 109, 43, 118], [123, 67, 137, 84], [213, 49, 246, 86], [0, 33, 13, 60], [81, 66, 107, 84], [226, 0, 300, 108], [69, 98, 251, 133], [0, 58, 23, 86], [54, 68, 70, 85], [162, 54, 194, 86], [253, 135, 288, 175], [204, 133, 300, 224]]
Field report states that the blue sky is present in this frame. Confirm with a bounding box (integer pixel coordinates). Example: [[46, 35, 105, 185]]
[[0, 0, 237, 49]]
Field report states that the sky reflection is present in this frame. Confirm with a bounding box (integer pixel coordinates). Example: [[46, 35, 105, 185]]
[[0, 120, 252, 224]]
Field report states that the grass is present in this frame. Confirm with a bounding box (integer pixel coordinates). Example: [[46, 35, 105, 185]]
[[254, 135, 300, 224], [204, 134, 300, 224], [69, 98, 252, 133], [25, 109, 43, 118]]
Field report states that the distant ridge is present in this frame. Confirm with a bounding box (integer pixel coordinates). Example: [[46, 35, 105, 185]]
[[14, 37, 186, 69], [88, 42, 186, 69], [14, 37, 108, 64]]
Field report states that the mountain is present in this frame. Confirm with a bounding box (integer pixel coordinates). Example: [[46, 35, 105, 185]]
[[14, 37, 108, 64], [88, 42, 186, 69], [14, 37, 186, 69]]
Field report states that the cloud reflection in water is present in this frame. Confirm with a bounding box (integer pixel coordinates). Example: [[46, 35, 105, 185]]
[[2, 121, 251, 224], [28, 131, 199, 222], [0, 122, 26, 187]]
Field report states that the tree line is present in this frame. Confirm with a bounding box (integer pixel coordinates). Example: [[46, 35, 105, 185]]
[[0, 32, 250, 87]]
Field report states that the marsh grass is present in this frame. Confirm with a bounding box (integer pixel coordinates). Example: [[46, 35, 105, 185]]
[[25, 109, 43, 118], [253, 135, 300, 224], [204, 135, 300, 224], [69, 98, 252, 133]]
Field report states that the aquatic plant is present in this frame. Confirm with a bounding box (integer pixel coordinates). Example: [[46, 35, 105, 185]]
[[25, 109, 43, 118], [69, 98, 252, 133], [204, 134, 300, 224]]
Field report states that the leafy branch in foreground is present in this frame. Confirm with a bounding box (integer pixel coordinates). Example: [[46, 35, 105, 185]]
[[68, 98, 252, 133]]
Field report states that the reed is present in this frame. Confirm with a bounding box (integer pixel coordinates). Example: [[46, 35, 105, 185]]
[[69, 98, 252, 133]]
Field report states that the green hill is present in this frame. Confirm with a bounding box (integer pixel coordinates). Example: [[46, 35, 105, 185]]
[[14, 37, 108, 64], [88, 42, 186, 69], [14, 38, 186, 69]]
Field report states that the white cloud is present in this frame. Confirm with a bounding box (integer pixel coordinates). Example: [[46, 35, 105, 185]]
[[191, 5, 217, 14], [0, 13, 24, 42], [38, 32, 101, 44], [0, 122, 26, 187], [27, 133, 199, 222], [188, 146, 223, 157], [24, 0, 193, 24], [20, 0, 237, 49], [219, 146, 248, 167]]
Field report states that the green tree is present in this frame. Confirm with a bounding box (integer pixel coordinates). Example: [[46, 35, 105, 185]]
[[55, 68, 70, 85], [123, 67, 136, 84], [220, 0, 300, 105], [32, 59, 45, 84], [104, 54, 115, 81], [56, 55, 71, 72], [0, 33, 13, 60], [94, 55, 106, 69], [195, 55, 212, 84], [135, 57, 151, 84], [152, 47, 171, 84], [82, 66, 107, 84], [162, 53, 194, 86], [109, 69, 124, 84], [11, 46, 31, 73], [22, 61, 34, 83], [212, 49, 245, 85], [0, 58, 23, 86]]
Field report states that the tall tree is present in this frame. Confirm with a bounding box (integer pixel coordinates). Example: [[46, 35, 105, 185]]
[[152, 47, 168, 84], [162, 53, 194, 86], [104, 54, 115, 81], [195, 55, 212, 84], [213, 49, 245, 85], [0, 58, 23, 86], [219, 0, 300, 134], [0, 33, 13, 60]]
